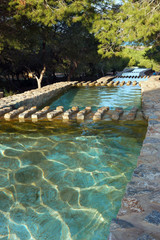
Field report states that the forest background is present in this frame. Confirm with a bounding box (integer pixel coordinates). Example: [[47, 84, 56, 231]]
[[0, 0, 159, 92]]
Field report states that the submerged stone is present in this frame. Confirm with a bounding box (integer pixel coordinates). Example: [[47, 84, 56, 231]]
[[10, 207, 26, 224], [9, 222, 30, 240], [0, 212, 8, 236], [16, 185, 40, 207], [60, 187, 79, 205], [20, 151, 47, 165], [15, 166, 42, 184], [25, 208, 63, 240], [0, 191, 13, 212], [0, 157, 20, 170]]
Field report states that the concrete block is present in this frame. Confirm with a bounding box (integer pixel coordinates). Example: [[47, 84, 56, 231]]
[[77, 107, 91, 120], [0, 107, 12, 117], [4, 106, 27, 120], [18, 106, 37, 120], [31, 106, 50, 121]]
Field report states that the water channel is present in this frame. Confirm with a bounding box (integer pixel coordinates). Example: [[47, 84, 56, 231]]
[[0, 73, 148, 239]]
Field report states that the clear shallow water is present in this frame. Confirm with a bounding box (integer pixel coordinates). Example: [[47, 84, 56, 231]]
[[49, 85, 142, 112], [0, 120, 147, 240], [0, 81, 147, 239]]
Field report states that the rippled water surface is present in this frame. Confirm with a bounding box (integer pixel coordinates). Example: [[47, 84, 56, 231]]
[[0, 81, 148, 239], [0, 120, 147, 240], [49, 84, 141, 111]]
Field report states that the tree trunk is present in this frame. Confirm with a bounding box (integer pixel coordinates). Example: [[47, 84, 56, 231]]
[[34, 65, 46, 89], [67, 61, 78, 81]]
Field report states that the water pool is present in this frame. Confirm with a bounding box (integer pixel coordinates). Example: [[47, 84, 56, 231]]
[[0, 83, 147, 239], [0, 120, 147, 240], [49, 85, 141, 112]]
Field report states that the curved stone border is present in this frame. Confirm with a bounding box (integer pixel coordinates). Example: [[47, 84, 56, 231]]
[[109, 76, 160, 240]]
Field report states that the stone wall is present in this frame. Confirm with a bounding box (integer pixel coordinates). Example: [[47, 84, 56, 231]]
[[109, 76, 160, 240], [0, 82, 75, 110]]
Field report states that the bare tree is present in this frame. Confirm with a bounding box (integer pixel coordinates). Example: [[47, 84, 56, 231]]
[[29, 66, 46, 89]]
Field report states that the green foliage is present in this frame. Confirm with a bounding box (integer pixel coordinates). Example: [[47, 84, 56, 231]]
[[3, 89, 15, 97], [91, 4, 123, 57], [121, 47, 159, 71], [120, 0, 160, 46], [0, 0, 159, 89]]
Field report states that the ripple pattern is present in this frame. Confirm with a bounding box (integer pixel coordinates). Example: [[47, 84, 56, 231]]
[[0, 121, 147, 239]]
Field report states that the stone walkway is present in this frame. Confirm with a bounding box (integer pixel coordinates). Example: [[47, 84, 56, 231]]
[[109, 76, 160, 240]]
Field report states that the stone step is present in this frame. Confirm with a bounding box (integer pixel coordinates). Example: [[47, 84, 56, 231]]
[[47, 106, 64, 120], [113, 81, 120, 87], [77, 106, 92, 120], [4, 106, 27, 120], [0, 106, 12, 117], [18, 106, 37, 120], [31, 106, 50, 121], [111, 107, 124, 120], [126, 107, 138, 120], [93, 107, 109, 120], [62, 106, 79, 120], [126, 81, 132, 86], [120, 81, 126, 86]]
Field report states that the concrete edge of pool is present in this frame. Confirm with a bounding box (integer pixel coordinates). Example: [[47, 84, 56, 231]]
[[109, 75, 160, 240]]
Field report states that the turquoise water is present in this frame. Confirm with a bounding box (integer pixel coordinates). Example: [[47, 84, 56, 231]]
[[0, 120, 147, 240], [0, 84, 147, 239], [49, 85, 141, 111]]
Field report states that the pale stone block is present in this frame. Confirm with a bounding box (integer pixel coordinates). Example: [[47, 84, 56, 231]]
[[63, 107, 79, 120], [107, 81, 114, 87], [18, 106, 37, 120], [113, 81, 120, 87], [93, 107, 109, 121], [111, 107, 124, 120], [126, 81, 132, 86], [77, 107, 91, 121], [4, 106, 27, 120], [47, 107, 64, 120], [0, 107, 12, 117], [31, 106, 50, 121], [132, 81, 137, 86], [120, 81, 125, 86]]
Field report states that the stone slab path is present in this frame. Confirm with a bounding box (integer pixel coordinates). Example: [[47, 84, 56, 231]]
[[109, 76, 160, 240]]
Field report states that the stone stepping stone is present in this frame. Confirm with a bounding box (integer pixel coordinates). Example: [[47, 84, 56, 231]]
[[47, 106, 64, 120], [4, 106, 27, 120], [111, 107, 124, 120], [77, 107, 92, 121], [120, 81, 125, 86], [89, 82, 95, 87], [0, 107, 12, 117], [126, 107, 138, 120], [62, 106, 79, 120], [93, 107, 109, 121], [31, 106, 50, 121], [107, 81, 114, 87], [95, 82, 101, 86], [132, 81, 137, 86], [77, 82, 84, 87], [126, 81, 132, 86], [72, 82, 78, 87], [18, 106, 37, 120], [113, 81, 120, 87], [82, 81, 91, 86]]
